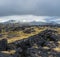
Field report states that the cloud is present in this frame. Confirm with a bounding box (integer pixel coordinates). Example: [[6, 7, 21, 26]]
[[0, 0, 60, 16]]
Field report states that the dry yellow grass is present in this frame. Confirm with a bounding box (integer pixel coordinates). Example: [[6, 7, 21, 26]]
[[53, 47, 60, 52], [58, 41, 60, 44], [8, 27, 46, 43], [43, 46, 50, 50], [1, 50, 15, 55]]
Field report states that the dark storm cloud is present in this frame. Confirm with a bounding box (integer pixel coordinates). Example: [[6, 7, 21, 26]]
[[0, 0, 60, 16]]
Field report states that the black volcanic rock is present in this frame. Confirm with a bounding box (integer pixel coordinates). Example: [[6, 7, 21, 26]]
[[0, 39, 7, 51], [23, 28, 35, 34], [0, 52, 13, 57], [7, 29, 60, 57], [0, 29, 59, 57]]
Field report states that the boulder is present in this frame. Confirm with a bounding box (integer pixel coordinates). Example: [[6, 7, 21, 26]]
[[0, 39, 7, 51]]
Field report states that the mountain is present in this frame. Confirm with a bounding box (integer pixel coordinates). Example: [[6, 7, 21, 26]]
[[0, 19, 60, 26], [2, 20, 19, 24], [29, 21, 48, 25]]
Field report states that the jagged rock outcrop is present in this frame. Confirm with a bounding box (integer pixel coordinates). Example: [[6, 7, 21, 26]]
[[0, 29, 59, 57], [0, 39, 7, 51], [11, 29, 59, 57]]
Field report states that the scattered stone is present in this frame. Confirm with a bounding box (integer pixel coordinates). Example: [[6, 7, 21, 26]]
[[23, 28, 35, 33]]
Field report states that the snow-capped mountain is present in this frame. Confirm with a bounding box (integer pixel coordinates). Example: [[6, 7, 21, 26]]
[[1, 19, 59, 26]]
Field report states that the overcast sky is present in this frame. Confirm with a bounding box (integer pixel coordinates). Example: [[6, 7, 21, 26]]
[[0, 0, 60, 23]]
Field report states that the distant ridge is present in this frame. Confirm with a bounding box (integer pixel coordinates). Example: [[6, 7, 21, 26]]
[[0, 19, 60, 26]]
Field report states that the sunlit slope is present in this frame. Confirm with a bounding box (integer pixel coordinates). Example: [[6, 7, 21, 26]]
[[8, 27, 46, 43]]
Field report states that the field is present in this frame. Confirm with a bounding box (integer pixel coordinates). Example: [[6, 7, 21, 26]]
[[0, 26, 46, 43], [0, 26, 60, 57]]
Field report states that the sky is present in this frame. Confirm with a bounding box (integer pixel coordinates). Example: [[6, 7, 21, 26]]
[[0, 0, 60, 23]]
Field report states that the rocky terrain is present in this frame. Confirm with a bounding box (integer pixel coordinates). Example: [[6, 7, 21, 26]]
[[0, 28, 60, 57]]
